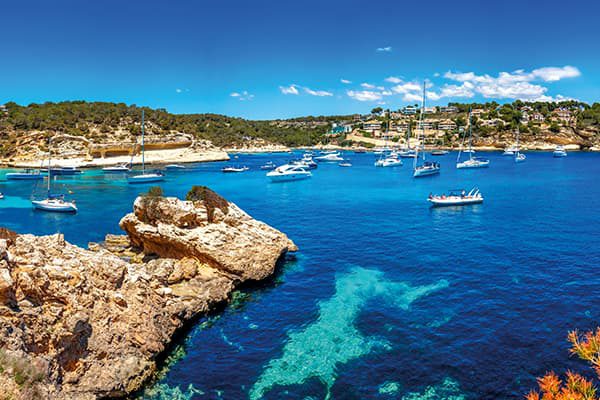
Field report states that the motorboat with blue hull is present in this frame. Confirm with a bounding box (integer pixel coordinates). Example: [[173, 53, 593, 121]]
[[553, 145, 567, 157], [6, 169, 46, 180], [267, 164, 312, 182], [428, 188, 483, 207]]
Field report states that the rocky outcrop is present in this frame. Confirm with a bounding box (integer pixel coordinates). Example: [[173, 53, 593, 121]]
[[0, 190, 296, 399]]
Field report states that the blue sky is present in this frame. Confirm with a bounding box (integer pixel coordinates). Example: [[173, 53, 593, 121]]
[[1, 0, 599, 119]]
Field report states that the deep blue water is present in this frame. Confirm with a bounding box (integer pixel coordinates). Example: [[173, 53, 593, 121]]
[[1, 151, 600, 399]]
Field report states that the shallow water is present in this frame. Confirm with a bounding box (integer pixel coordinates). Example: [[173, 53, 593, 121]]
[[2, 151, 599, 399]]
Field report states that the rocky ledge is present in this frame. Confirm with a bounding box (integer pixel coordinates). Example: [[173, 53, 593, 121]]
[[0, 187, 296, 399]]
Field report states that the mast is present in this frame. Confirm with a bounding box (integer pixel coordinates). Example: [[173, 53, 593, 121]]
[[468, 109, 473, 160], [515, 126, 520, 157], [47, 137, 52, 195], [414, 81, 426, 170], [141, 110, 145, 173]]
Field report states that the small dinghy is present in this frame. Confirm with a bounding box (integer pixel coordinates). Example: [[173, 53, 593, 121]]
[[103, 163, 131, 172], [260, 161, 277, 170], [339, 161, 352, 167], [165, 164, 186, 170], [428, 188, 483, 207], [222, 166, 249, 173]]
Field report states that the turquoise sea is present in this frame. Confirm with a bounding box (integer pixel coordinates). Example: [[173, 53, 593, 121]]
[[2, 151, 600, 399]]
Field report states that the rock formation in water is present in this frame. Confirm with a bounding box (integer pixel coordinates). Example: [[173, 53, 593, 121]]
[[0, 188, 296, 399]]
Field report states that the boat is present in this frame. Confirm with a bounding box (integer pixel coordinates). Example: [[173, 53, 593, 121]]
[[553, 145, 568, 157], [456, 109, 490, 169], [290, 156, 318, 170], [314, 152, 344, 162], [431, 150, 449, 156], [222, 166, 249, 173], [514, 128, 526, 163], [260, 161, 277, 170], [165, 164, 186, 170], [374, 157, 403, 167], [428, 188, 484, 207], [0, 193, 4, 199], [413, 83, 441, 178], [128, 111, 165, 184], [339, 161, 352, 167], [503, 145, 518, 156], [6, 169, 45, 180], [32, 138, 78, 213], [47, 166, 83, 175], [102, 163, 131, 172], [266, 164, 312, 182], [398, 125, 417, 158], [353, 148, 367, 154]]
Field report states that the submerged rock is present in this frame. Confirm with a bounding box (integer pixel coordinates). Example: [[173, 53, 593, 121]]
[[0, 190, 296, 399]]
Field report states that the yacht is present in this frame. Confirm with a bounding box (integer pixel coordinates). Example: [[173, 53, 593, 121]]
[[260, 161, 277, 170], [266, 164, 312, 182], [431, 150, 449, 156], [128, 111, 166, 184], [514, 128, 526, 163], [457, 109, 490, 169], [48, 166, 83, 175], [413, 83, 441, 178], [339, 161, 352, 167], [314, 152, 344, 162], [6, 169, 45, 180], [102, 163, 131, 172], [165, 164, 186, 170], [374, 156, 403, 167], [398, 148, 417, 158], [553, 145, 567, 158], [503, 145, 518, 156], [428, 188, 484, 207], [222, 166, 249, 173]]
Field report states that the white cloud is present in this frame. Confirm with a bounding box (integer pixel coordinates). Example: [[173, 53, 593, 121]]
[[304, 87, 333, 97], [230, 91, 254, 101], [442, 66, 581, 101], [347, 90, 383, 102], [385, 76, 402, 84], [402, 92, 423, 103], [531, 66, 581, 82], [376, 46, 392, 52], [391, 82, 421, 94], [341, 79, 352, 84], [176, 88, 190, 93], [279, 84, 299, 95], [361, 83, 376, 89]]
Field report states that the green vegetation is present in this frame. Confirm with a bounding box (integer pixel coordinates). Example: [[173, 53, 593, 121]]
[[186, 186, 229, 223], [0, 349, 45, 388], [146, 186, 164, 197]]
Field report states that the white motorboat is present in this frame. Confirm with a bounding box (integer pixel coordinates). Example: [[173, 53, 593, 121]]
[[48, 166, 83, 175], [514, 128, 526, 163], [374, 157, 403, 167], [339, 162, 352, 167], [260, 161, 277, 170], [428, 188, 483, 207], [267, 164, 312, 182], [222, 166, 249, 173], [553, 145, 567, 157], [165, 164, 186, 170], [456, 109, 490, 169], [32, 195, 77, 213], [0, 193, 4, 199], [315, 152, 344, 162], [398, 149, 417, 158], [413, 83, 441, 178], [102, 163, 131, 172], [6, 169, 45, 180], [128, 111, 165, 184], [503, 145, 518, 156]]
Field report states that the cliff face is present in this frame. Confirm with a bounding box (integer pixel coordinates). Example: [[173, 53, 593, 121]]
[[0, 192, 296, 399]]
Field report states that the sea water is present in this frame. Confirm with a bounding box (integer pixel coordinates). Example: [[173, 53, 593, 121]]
[[1, 151, 599, 399]]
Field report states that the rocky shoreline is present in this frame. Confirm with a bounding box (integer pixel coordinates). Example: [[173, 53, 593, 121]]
[[0, 188, 296, 399]]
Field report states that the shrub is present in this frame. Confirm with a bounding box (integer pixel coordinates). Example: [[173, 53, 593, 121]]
[[186, 186, 229, 223], [146, 186, 163, 197]]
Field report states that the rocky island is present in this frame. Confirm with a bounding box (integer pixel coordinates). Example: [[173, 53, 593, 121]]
[[0, 187, 296, 399]]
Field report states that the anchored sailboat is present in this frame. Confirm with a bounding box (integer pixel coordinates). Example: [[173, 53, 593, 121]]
[[31, 139, 77, 213], [514, 127, 526, 163], [456, 109, 490, 169], [127, 110, 165, 183], [413, 83, 440, 178]]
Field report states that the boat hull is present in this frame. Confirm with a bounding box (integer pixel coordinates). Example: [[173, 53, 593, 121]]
[[413, 167, 440, 177], [6, 173, 45, 180], [553, 152, 567, 158], [127, 174, 165, 183], [456, 160, 490, 169], [428, 198, 483, 207], [268, 173, 311, 182], [32, 200, 77, 213]]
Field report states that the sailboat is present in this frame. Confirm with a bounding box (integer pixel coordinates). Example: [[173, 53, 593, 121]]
[[413, 83, 440, 178], [398, 123, 417, 158], [127, 110, 165, 183], [514, 127, 526, 163], [456, 109, 490, 169], [31, 139, 78, 213]]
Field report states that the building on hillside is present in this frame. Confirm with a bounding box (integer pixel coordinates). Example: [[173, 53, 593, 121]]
[[439, 105, 459, 113], [353, 114, 362, 121], [0, 104, 7, 114], [416, 119, 435, 130], [471, 108, 485, 116], [520, 112, 530, 124], [520, 105, 533, 113], [438, 119, 457, 131], [531, 112, 545, 122], [423, 106, 437, 114], [390, 111, 403, 119], [363, 119, 382, 132], [553, 108, 572, 122], [402, 105, 418, 115], [480, 118, 503, 127], [395, 120, 410, 132]]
